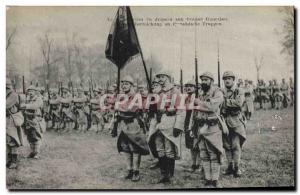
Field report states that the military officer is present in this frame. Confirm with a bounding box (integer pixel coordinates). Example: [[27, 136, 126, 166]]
[[188, 72, 224, 187], [184, 80, 201, 173], [116, 76, 150, 182], [148, 72, 185, 183], [6, 79, 24, 168], [22, 85, 46, 159], [221, 71, 246, 178]]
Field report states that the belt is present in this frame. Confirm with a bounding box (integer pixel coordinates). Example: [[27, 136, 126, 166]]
[[195, 118, 219, 126], [119, 117, 134, 124]]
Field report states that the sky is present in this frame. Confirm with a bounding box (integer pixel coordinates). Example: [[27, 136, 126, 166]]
[[6, 6, 294, 84]]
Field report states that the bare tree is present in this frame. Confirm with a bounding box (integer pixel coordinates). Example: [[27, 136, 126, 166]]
[[254, 55, 264, 82], [39, 31, 62, 86], [6, 27, 17, 51]]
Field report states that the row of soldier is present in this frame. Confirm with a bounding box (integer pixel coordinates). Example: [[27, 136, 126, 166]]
[[6, 70, 294, 188]]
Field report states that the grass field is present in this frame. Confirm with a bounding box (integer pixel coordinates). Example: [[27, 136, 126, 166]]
[[7, 107, 295, 190]]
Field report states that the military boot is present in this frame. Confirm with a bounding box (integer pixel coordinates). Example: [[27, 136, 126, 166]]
[[224, 162, 234, 175], [131, 170, 140, 182], [168, 158, 175, 178], [6, 153, 12, 168], [157, 157, 170, 183], [7, 154, 18, 169], [234, 165, 242, 177], [212, 180, 223, 188], [124, 169, 133, 179]]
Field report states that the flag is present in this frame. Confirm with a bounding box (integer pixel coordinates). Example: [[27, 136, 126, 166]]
[[105, 6, 140, 68]]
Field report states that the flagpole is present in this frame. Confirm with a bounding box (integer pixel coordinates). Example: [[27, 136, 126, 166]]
[[127, 7, 151, 92], [194, 22, 199, 98]]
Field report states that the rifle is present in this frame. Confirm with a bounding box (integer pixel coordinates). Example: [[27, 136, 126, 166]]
[[22, 76, 25, 94]]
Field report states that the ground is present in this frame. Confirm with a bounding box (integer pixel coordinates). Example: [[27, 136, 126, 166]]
[[7, 107, 295, 190]]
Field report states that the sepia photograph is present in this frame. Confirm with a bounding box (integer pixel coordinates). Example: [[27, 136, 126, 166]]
[[6, 6, 295, 190]]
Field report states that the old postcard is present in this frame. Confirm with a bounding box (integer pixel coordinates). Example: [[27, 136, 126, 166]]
[[6, 6, 295, 190]]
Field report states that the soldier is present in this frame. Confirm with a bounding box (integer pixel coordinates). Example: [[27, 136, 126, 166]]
[[187, 72, 224, 187], [48, 88, 60, 130], [90, 87, 105, 133], [221, 71, 246, 178], [243, 80, 255, 120], [116, 76, 149, 182], [184, 80, 201, 173], [273, 79, 283, 110], [148, 72, 185, 183], [22, 85, 46, 159], [258, 80, 269, 110], [280, 78, 290, 108], [267, 80, 275, 109], [59, 86, 74, 132], [137, 84, 149, 133], [6, 79, 24, 168]]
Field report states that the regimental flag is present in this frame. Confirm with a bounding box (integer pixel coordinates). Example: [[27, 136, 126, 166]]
[[105, 6, 140, 68]]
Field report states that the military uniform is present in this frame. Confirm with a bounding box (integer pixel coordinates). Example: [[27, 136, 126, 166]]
[[90, 87, 105, 133], [59, 87, 74, 132], [23, 85, 46, 159], [184, 80, 201, 172], [188, 72, 224, 187], [280, 80, 290, 108], [48, 89, 60, 129], [257, 81, 269, 110], [242, 82, 254, 120], [116, 76, 149, 182], [148, 72, 185, 183], [6, 79, 24, 168], [221, 71, 246, 178], [273, 81, 283, 110]]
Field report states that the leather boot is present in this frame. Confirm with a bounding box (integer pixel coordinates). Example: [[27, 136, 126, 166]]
[[6, 153, 12, 168], [8, 154, 18, 169], [234, 165, 242, 177], [131, 170, 140, 182], [124, 169, 133, 179], [169, 158, 175, 178], [224, 162, 234, 175], [157, 157, 170, 183], [212, 180, 223, 188]]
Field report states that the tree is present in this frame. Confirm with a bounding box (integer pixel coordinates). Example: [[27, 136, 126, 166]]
[[277, 7, 294, 66], [38, 31, 62, 86], [254, 54, 264, 82]]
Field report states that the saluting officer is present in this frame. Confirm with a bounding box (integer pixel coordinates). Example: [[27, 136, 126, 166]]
[[221, 71, 246, 178], [188, 72, 224, 187]]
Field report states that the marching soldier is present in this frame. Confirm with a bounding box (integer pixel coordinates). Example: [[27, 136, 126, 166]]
[[188, 72, 224, 187], [22, 85, 46, 159], [257, 80, 269, 110], [221, 71, 246, 178], [243, 80, 255, 120], [148, 72, 185, 183], [116, 76, 150, 182], [184, 80, 201, 173], [6, 79, 24, 168]]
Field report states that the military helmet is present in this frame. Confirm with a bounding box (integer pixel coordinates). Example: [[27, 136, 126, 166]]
[[77, 87, 84, 92], [61, 86, 70, 92], [200, 71, 214, 81], [26, 85, 38, 92], [152, 77, 161, 85], [121, 75, 134, 85], [155, 72, 171, 79], [93, 86, 102, 92], [138, 84, 147, 89], [222, 71, 235, 80], [184, 80, 196, 87], [6, 79, 13, 89]]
